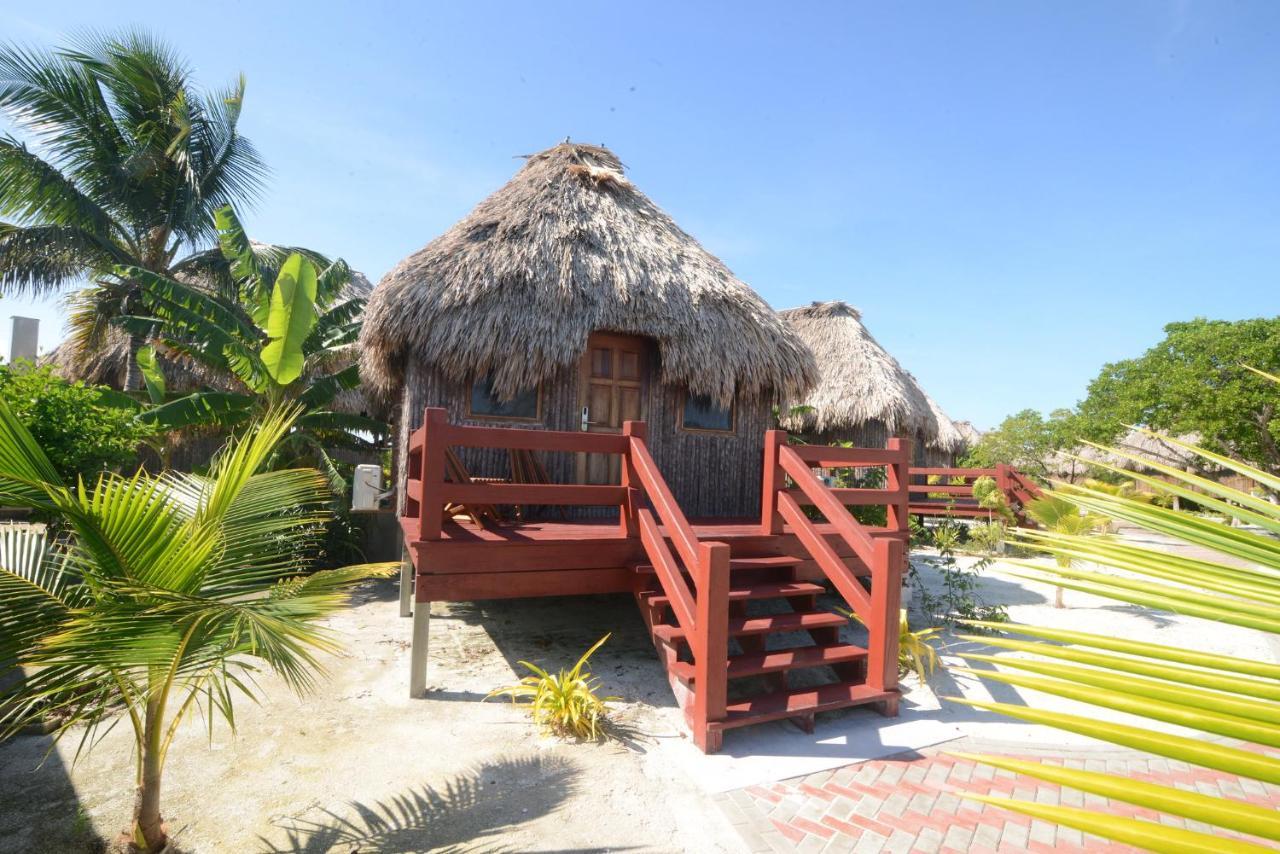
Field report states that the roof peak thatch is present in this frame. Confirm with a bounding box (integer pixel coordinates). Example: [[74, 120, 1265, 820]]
[[359, 141, 816, 405], [779, 301, 963, 451]]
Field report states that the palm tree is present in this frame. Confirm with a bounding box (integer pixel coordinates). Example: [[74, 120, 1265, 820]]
[[949, 421, 1280, 849], [0, 402, 395, 852], [0, 30, 273, 389]]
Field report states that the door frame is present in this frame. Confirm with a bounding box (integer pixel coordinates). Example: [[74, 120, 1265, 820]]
[[575, 331, 653, 484]]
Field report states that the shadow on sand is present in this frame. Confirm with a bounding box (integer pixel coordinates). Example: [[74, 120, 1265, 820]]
[[256, 753, 630, 854]]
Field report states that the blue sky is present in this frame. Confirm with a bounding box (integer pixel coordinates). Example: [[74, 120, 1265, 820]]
[[2, 1, 1276, 428]]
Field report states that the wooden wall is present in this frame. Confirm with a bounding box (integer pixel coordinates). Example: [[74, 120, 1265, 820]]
[[396, 359, 770, 520]]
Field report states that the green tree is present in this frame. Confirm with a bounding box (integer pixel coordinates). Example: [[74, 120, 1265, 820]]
[[0, 363, 153, 481], [1076, 317, 1280, 476], [117, 207, 385, 490], [0, 403, 395, 852], [961, 408, 1078, 477], [0, 30, 305, 390]]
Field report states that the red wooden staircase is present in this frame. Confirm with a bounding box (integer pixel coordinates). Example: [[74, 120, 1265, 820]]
[[625, 427, 909, 752]]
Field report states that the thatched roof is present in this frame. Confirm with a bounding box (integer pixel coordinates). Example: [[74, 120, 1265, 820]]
[[1077, 428, 1207, 472], [359, 142, 816, 405], [778, 301, 953, 447], [922, 391, 966, 453], [954, 420, 983, 449]]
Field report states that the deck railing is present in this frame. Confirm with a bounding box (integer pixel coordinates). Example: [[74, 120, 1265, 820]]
[[907, 464, 1043, 521], [405, 407, 635, 538], [404, 408, 731, 748], [624, 422, 730, 746], [761, 433, 910, 699]]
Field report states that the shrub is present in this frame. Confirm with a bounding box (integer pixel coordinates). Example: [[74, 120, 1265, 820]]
[[486, 634, 619, 740], [0, 363, 153, 481]]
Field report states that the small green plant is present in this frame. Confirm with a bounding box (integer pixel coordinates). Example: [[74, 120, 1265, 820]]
[[487, 634, 619, 740], [972, 476, 1016, 523], [913, 517, 1008, 629], [842, 608, 941, 683], [967, 520, 1006, 554], [1024, 495, 1109, 608]]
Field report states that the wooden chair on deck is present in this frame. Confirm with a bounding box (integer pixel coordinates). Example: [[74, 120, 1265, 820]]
[[443, 448, 502, 528]]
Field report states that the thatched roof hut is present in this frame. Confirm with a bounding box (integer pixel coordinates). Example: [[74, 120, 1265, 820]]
[[360, 143, 814, 407], [777, 301, 963, 463], [361, 141, 817, 519]]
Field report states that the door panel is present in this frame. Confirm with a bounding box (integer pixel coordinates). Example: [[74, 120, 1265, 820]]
[[578, 333, 650, 485]]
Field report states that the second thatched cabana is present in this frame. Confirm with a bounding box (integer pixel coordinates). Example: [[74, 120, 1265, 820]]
[[778, 301, 966, 466], [360, 142, 816, 518]]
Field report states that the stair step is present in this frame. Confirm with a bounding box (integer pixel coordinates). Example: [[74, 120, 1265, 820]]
[[710, 682, 898, 731], [641, 581, 824, 609], [631, 555, 802, 575], [669, 643, 868, 681], [652, 610, 846, 644]]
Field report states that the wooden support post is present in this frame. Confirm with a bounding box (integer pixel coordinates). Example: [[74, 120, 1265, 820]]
[[995, 463, 1012, 506], [621, 421, 646, 536], [399, 545, 413, 618], [886, 438, 911, 535], [419, 408, 448, 540], [409, 599, 430, 697], [761, 429, 787, 535], [867, 537, 903, 702], [693, 541, 730, 753]]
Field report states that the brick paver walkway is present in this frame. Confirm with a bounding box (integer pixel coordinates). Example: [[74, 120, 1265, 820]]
[[714, 742, 1280, 853]]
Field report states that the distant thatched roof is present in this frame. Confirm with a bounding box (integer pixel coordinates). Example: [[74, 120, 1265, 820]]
[[922, 391, 966, 453], [359, 142, 816, 405], [778, 301, 957, 448], [1044, 429, 1210, 479], [954, 420, 983, 449], [43, 269, 374, 414], [1077, 428, 1207, 472]]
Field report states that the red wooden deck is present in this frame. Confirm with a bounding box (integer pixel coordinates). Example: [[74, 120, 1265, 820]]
[[398, 407, 1039, 753]]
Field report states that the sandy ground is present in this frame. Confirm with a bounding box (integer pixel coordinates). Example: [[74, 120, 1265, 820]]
[[1, 525, 1277, 853]]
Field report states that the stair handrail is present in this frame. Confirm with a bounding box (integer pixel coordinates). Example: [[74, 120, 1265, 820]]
[[765, 433, 907, 696], [623, 422, 729, 744]]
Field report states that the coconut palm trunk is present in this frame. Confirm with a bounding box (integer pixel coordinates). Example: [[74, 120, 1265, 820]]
[[136, 691, 166, 849]]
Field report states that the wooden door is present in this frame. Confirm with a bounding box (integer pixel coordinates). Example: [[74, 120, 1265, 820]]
[[577, 333, 648, 484]]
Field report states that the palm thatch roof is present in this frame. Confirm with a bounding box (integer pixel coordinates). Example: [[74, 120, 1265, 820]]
[[359, 142, 816, 405], [778, 301, 959, 449], [1077, 428, 1208, 472], [952, 421, 983, 453], [922, 391, 967, 454]]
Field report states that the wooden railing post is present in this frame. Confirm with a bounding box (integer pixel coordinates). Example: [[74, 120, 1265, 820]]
[[885, 438, 911, 535], [866, 537, 903, 698], [761, 429, 787, 534], [418, 407, 448, 540], [995, 463, 1013, 508], [621, 421, 646, 536], [693, 541, 730, 752]]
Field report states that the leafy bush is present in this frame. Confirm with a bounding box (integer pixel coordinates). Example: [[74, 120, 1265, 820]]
[[967, 520, 1006, 554], [487, 634, 619, 740], [0, 363, 152, 481]]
